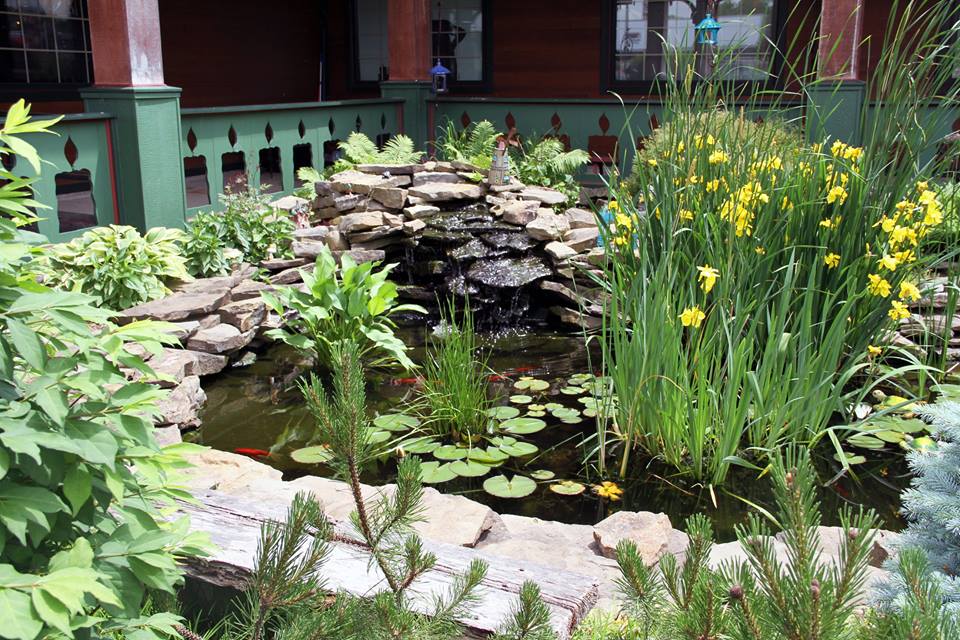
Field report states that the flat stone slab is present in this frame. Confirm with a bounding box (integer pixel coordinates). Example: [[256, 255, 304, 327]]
[[329, 169, 411, 194], [339, 211, 384, 233], [369, 186, 409, 209], [271, 195, 310, 212], [404, 204, 441, 219], [186, 323, 256, 354], [564, 207, 598, 229], [526, 212, 571, 241], [156, 375, 205, 427], [230, 280, 276, 301], [332, 249, 385, 264], [408, 182, 484, 202], [564, 227, 600, 252], [149, 348, 228, 385], [269, 266, 305, 285], [122, 290, 230, 322], [544, 241, 578, 261], [592, 510, 675, 563], [218, 299, 267, 332], [182, 449, 283, 494], [519, 186, 568, 206], [260, 257, 306, 271], [293, 240, 329, 259], [293, 226, 331, 240], [496, 199, 541, 226], [356, 163, 423, 175], [172, 276, 238, 295], [412, 171, 463, 186]]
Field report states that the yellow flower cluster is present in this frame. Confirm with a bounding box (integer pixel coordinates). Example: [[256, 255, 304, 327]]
[[679, 305, 706, 328], [830, 140, 864, 162], [720, 181, 768, 237]]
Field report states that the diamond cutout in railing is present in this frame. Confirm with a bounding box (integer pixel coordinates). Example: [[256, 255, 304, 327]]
[[355, 115, 362, 132], [505, 112, 516, 130], [460, 111, 471, 128], [380, 113, 386, 129], [550, 112, 562, 131], [298, 120, 306, 138], [328, 118, 335, 135], [598, 113, 610, 134], [228, 125, 238, 147], [186, 128, 198, 152], [64, 136, 78, 166], [265, 122, 274, 143]]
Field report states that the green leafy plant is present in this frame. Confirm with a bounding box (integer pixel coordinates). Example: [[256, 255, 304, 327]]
[[33, 224, 190, 310], [293, 166, 323, 201], [262, 245, 426, 370], [438, 119, 500, 169], [181, 210, 237, 277], [215, 181, 294, 264], [338, 132, 422, 166], [0, 101, 209, 640], [512, 137, 589, 205]]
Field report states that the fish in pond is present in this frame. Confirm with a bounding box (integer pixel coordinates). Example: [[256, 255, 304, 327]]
[[234, 448, 270, 458], [488, 374, 510, 382], [390, 377, 423, 386], [511, 366, 538, 373]]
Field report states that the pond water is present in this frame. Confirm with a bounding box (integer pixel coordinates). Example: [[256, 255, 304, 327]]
[[196, 326, 910, 541]]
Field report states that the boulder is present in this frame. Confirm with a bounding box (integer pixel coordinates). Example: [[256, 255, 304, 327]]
[[774, 527, 900, 568], [269, 267, 305, 285], [122, 290, 230, 322], [186, 323, 256, 354], [172, 276, 238, 296], [271, 195, 310, 213], [156, 375, 206, 427], [403, 219, 426, 235], [154, 425, 182, 447], [339, 211, 384, 234], [165, 320, 201, 341], [544, 241, 578, 261], [592, 511, 675, 563], [333, 193, 363, 212], [404, 204, 441, 219], [356, 163, 422, 175], [370, 186, 409, 209], [383, 211, 404, 227], [293, 226, 331, 240], [332, 249, 385, 264], [496, 200, 541, 226], [182, 449, 283, 493], [563, 227, 600, 252], [149, 348, 228, 385], [218, 299, 267, 332], [412, 171, 463, 186], [708, 538, 791, 570], [564, 207, 598, 229], [314, 180, 335, 196], [230, 280, 276, 301], [260, 257, 306, 271], [526, 212, 571, 241], [293, 241, 328, 259], [519, 186, 568, 206], [408, 182, 484, 202], [315, 206, 340, 220], [325, 227, 350, 251], [329, 169, 410, 194]]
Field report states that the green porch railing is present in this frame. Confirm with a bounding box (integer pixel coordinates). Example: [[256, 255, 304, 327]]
[[180, 98, 403, 216], [17, 112, 117, 243]]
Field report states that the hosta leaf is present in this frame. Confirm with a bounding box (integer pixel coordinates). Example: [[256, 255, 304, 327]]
[[483, 474, 537, 499]]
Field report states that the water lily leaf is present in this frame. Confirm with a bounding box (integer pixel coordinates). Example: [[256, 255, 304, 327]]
[[401, 437, 440, 454], [500, 417, 547, 435], [936, 384, 960, 401], [528, 404, 546, 411], [526, 410, 546, 417], [486, 406, 520, 420], [583, 408, 597, 418], [873, 430, 905, 443], [846, 434, 885, 450], [560, 417, 583, 425], [291, 445, 333, 464], [468, 447, 509, 464], [483, 474, 537, 499], [369, 430, 391, 445], [549, 480, 586, 495], [875, 395, 918, 412], [865, 416, 927, 434], [569, 373, 593, 384], [530, 469, 555, 480], [560, 386, 586, 395], [514, 378, 550, 392], [374, 413, 420, 432], [510, 394, 533, 404], [433, 445, 468, 461], [450, 459, 491, 477], [834, 451, 866, 465], [545, 402, 564, 411], [499, 441, 538, 457], [420, 461, 457, 483]]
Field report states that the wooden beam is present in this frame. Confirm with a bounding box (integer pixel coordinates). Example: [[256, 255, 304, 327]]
[[87, 0, 166, 86], [178, 489, 599, 639], [388, 0, 431, 81], [819, 0, 865, 80]]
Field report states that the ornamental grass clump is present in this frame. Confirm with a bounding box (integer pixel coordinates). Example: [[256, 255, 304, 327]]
[[596, 1, 960, 483]]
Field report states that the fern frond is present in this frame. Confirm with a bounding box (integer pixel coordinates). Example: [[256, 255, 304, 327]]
[[379, 135, 421, 164], [338, 132, 379, 164]]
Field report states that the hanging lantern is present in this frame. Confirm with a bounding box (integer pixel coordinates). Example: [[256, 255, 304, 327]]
[[694, 13, 721, 46], [430, 60, 451, 94]]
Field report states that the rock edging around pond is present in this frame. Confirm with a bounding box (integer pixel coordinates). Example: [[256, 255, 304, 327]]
[[184, 449, 901, 614]]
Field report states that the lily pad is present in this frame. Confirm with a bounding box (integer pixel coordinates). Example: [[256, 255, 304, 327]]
[[904, 435, 937, 452], [420, 461, 457, 483], [500, 417, 547, 435], [449, 459, 492, 477], [291, 445, 333, 465], [374, 413, 421, 432], [545, 402, 564, 411], [560, 386, 586, 395], [846, 434, 885, 450], [489, 436, 517, 446], [486, 406, 520, 420], [483, 474, 537, 499], [514, 378, 550, 392], [433, 445, 468, 461], [549, 480, 586, 496], [528, 404, 547, 411], [510, 394, 533, 405], [526, 410, 546, 418], [530, 469, 555, 481], [468, 447, 510, 464], [369, 430, 391, 445], [875, 395, 918, 412], [873, 430, 906, 444], [936, 384, 960, 401], [865, 416, 927, 434], [401, 437, 440, 454], [834, 451, 866, 465], [499, 441, 539, 457]]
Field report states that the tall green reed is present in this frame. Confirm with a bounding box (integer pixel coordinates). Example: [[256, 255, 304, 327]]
[[595, 1, 960, 485]]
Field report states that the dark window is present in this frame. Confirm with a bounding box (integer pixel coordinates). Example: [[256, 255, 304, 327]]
[[323, 140, 341, 168], [293, 143, 312, 172], [258, 147, 282, 194], [0, 0, 92, 85], [604, 0, 779, 91], [55, 168, 95, 232], [184, 155, 210, 208], [354, 0, 389, 82], [222, 151, 246, 191], [431, 0, 485, 83]]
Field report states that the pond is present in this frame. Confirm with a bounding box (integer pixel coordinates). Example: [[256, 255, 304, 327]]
[[196, 326, 910, 541]]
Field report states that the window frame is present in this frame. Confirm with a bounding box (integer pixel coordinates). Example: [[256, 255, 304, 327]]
[[600, 0, 789, 95]]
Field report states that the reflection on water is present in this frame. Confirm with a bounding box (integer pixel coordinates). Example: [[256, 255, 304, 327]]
[[197, 327, 908, 540]]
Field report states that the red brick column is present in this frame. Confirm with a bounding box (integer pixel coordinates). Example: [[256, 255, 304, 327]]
[[819, 0, 865, 80], [87, 0, 165, 86], [388, 0, 431, 81]]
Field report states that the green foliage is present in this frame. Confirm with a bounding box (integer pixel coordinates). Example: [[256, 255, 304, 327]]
[[262, 245, 426, 370], [181, 211, 237, 278], [0, 101, 209, 640], [294, 166, 323, 201], [33, 225, 190, 310], [337, 132, 422, 166], [438, 120, 499, 169], [215, 182, 294, 264], [417, 299, 492, 440], [602, 447, 954, 639], [513, 138, 588, 205]]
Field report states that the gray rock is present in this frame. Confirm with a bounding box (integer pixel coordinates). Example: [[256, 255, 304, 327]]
[[592, 511, 675, 563], [231, 280, 277, 301], [403, 219, 426, 235], [329, 169, 410, 194], [260, 257, 306, 271], [149, 348, 228, 385], [186, 323, 256, 354], [564, 227, 600, 252], [496, 200, 541, 226], [339, 211, 384, 234], [489, 180, 525, 193], [218, 299, 267, 332], [383, 211, 404, 227], [314, 180, 335, 196], [544, 241, 578, 261], [412, 171, 463, 186], [293, 240, 328, 259], [154, 425, 182, 446], [325, 228, 350, 251], [451, 160, 483, 172], [404, 204, 441, 219], [409, 182, 484, 202], [182, 449, 283, 494], [370, 186, 408, 209], [332, 249, 385, 264], [348, 226, 404, 244], [708, 537, 790, 570], [356, 163, 423, 175], [293, 226, 331, 240], [551, 306, 603, 330], [315, 206, 340, 220], [272, 195, 310, 212], [333, 193, 363, 212], [156, 375, 206, 427], [269, 267, 305, 285], [774, 526, 900, 568], [172, 275, 238, 295], [565, 207, 598, 229], [519, 186, 568, 206], [122, 290, 231, 322], [526, 212, 571, 241]]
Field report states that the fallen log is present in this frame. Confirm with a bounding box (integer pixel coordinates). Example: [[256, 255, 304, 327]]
[[178, 489, 599, 639]]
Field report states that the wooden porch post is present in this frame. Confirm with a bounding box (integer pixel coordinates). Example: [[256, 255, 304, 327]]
[[382, 0, 432, 151], [82, 0, 186, 231], [818, 0, 865, 80]]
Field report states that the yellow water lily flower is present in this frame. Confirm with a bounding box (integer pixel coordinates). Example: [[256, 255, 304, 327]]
[[594, 481, 624, 501], [899, 281, 921, 302], [824, 253, 840, 269], [676, 141, 686, 154], [697, 264, 720, 294], [679, 306, 706, 328], [868, 274, 892, 297], [888, 300, 911, 321]]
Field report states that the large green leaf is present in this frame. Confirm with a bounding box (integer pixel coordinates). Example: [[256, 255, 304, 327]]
[[482, 475, 537, 499], [0, 588, 42, 640], [499, 417, 547, 435]]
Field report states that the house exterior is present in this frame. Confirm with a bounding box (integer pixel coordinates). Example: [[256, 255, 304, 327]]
[[0, 0, 953, 242]]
